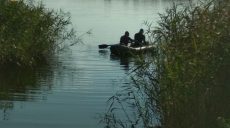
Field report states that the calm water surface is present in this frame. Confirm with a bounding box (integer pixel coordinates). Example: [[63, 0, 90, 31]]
[[0, 0, 170, 127]]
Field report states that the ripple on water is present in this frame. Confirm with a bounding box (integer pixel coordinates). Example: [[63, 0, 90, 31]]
[[0, 0, 168, 127]]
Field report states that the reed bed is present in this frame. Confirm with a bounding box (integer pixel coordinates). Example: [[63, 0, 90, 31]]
[[103, 0, 230, 128], [0, 0, 76, 67]]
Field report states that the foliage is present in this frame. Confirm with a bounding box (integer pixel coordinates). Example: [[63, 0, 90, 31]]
[[103, 0, 230, 128], [150, 0, 230, 127], [0, 0, 76, 67]]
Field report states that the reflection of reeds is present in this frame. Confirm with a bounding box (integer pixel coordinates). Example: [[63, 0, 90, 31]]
[[0, 101, 13, 120], [0, 0, 76, 67], [0, 64, 54, 120], [103, 0, 230, 128], [0, 64, 53, 101]]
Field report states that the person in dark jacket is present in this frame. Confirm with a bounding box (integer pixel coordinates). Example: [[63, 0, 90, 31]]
[[134, 29, 146, 46], [120, 31, 133, 46]]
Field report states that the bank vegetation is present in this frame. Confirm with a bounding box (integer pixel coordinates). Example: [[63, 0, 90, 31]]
[[0, 0, 75, 67], [103, 0, 230, 128]]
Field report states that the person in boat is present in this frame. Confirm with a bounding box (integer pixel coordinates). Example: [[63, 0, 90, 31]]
[[133, 29, 146, 47], [120, 31, 134, 46]]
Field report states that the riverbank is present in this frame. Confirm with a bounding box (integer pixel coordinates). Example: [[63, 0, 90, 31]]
[[0, 0, 74, 67]]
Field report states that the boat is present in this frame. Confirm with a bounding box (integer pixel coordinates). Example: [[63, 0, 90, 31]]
[[109, 44, 156, 56]]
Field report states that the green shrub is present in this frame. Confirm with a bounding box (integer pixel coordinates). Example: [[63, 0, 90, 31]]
[[0, 0, 75, 67]]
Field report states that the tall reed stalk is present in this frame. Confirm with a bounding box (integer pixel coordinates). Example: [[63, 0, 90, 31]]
[[0, 0, 76, 67], [102, 0, 230, 128]]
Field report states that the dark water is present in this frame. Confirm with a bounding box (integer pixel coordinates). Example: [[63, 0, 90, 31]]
[[0, 0, 170, 128]]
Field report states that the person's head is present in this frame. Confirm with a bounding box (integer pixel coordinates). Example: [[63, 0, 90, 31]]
[[125, 31, 129, 36], [139, 29, 144, 34]]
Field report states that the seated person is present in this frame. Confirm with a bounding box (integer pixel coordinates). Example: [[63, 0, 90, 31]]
[[134, 29, 146, 47], [120, 31, 134, 46]]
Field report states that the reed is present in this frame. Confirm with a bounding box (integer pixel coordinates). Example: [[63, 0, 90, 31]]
[[0, 0, 76, 67], [103, 0, 230, 128], [153, 1, 230, 127]]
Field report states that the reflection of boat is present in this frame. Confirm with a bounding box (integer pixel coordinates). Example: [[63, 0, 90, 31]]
[[110, 44, 156, 56], [110, 54, 131, 71], [98, 49, 109, 57]]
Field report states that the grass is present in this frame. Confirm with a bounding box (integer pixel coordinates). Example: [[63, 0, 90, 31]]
[[102, 0, 230, 128], [0, 0, 76, 67]]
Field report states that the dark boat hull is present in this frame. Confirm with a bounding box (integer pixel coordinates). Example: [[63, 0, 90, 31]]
[[110, 44, 156, 56]]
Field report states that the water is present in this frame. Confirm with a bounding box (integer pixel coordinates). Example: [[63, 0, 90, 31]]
[[0, 0, 170, 128]]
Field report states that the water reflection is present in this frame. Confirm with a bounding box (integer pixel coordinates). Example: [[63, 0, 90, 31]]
[[98, 49, 131, 72], [0, 64, 54, 120], [1, 0, 172, 127], [110, 55, 131, 71], [98, 49, 109, 59], [0, 101, 13, 120]]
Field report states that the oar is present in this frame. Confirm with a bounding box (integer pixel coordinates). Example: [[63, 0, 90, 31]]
[[98, 44, 112, 49]]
